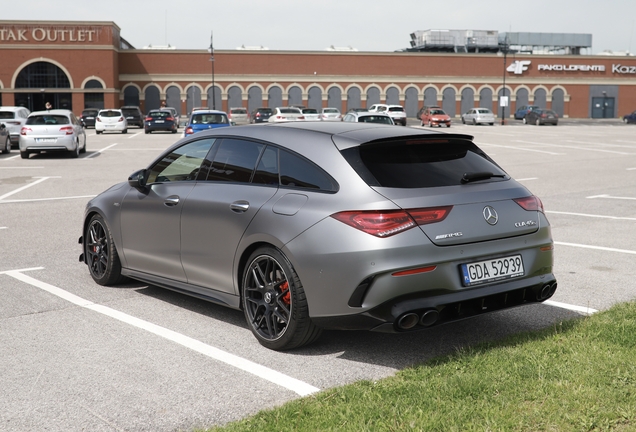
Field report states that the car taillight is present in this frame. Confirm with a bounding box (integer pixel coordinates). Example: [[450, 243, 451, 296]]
[[299, 116, 305, 120], [118, 117, 124, 122], [96, 117, 102, 122], [185, 126, 193, 135], [331, 206, 452, 238], [60, 126, 74, 135], [166, 116, 174, 121], [514, 196, 544, 212], [145, 117, 152, 122], [20, 127, 31, 135], [255, 113, 261, 118]]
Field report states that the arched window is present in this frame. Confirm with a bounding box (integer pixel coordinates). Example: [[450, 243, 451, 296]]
[[186, 86, 202, 115], [247, 86, 263, 113], [123, 86, 139, 107], [268, 87, 283, 109], [227, 86, 242, 109], [442, 88, 456, 117], [404, 87, 419, 117], [307, 86, 322, 110], [327, 87, 341, 109], [347, 87, 362, 111], [366, 87, 380, 108], [288, 86, 303, 106], [16, 62, 70, 89], [460, 88, 474, 115], [424, 88, 437, 108]]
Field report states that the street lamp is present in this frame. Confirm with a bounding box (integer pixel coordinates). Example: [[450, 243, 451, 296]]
[[500, 36, 509, 125], [208, 31, 216, 110]]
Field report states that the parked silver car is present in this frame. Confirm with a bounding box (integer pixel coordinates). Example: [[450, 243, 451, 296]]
[[228, 107, 250, 125], [319, 107, 342, 121], [462, 108, 496, 126], [0, 106, 31, 148], [19, 109, 86, 159], [268, 107, 305, 122], [79, 122, 557, 350]]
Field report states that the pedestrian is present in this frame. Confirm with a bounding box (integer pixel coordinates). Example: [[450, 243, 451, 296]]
[[45, 102, 52, 110]]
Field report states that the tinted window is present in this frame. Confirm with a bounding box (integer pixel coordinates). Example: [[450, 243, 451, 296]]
[[191, 113, 228, 124], [231, 108, 247, 114], [99, 110, 122, 118], [342, 138, 507, 188], [147, 139, 215, 183], [279, 108, 300, 114], [256, 108, 273, 114], [82, 110, 98, 116], [280, 150, 338, 192], [206, 138, 264, 183], [26, 115, 70, 125], [388, 107, 404, 112], [0, 112, 15, 119], [149, 111, 170, 119], [358, 115, 393, 124], [303, 109, 318, 114], [253, 146, 279, 185], [121, 109, 140, 116]]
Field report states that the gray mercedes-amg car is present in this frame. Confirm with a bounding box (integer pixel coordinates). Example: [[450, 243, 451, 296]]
[[79, 122, 557, 350]]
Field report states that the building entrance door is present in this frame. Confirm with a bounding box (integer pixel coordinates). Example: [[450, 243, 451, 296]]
[[15, 92, 72, 112], [591, 96, 615, 118]]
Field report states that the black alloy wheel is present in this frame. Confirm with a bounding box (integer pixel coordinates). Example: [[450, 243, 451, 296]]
[[85, 214, 126, 286], [242, 247, 321, 350]]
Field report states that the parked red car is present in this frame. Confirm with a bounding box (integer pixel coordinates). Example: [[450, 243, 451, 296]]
[[420, 107, 451, 127]]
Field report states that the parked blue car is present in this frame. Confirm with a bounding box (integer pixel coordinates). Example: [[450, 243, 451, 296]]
[[184, 110, 231, 136], [514, 105, 541, 121], [623, 110, 636, 124]]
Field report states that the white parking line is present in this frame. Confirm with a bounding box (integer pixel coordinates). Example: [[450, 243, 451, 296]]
[[85, 143, 119, 159], [0, 166, 44, 169], [477, 142, 563, 155], [4, 269, 320, 397], [516, 177, 538, 181], [587, 194, 636, 201], [544, 300, 597, 315], [128, 132, 143, 139], [555, 241, 636, 255], [0, 176, 59, 201], [546, 210, 636, 221], [0, 195, 96, 204]]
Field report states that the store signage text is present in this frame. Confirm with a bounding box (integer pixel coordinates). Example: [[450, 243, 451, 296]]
[[612, 64, 636, 74], [537, 64, 605, 72], [0, 27, 97, 43]]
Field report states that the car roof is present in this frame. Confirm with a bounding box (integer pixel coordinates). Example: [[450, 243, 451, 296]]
[[189, 110, 228, 116], [0, 106, 29, 112], [176, 121, 473, 151]]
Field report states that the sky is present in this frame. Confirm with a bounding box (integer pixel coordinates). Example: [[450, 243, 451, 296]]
[[3, 0, 636, 54]]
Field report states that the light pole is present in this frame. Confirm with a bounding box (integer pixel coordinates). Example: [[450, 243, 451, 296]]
[[209, 31, 216, 110], [500, 36, 509, 125]]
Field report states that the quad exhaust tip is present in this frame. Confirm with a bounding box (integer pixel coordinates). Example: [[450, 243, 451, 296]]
[[397, 309, 440, 330], [537, 282, 558, 301]]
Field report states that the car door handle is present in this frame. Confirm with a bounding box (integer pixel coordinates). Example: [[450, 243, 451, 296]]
[[164, 196, 180, 207], [230, 201, 249, 213]]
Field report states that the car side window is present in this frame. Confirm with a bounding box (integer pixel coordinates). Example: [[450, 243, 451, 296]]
[[147, 139, 215, 184], [252, 146, 279, 185], [206, 138, 264, 183], [279, 149, 338, 192]]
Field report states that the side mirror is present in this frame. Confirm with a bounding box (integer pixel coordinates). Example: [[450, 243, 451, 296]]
[[128, 169, 149, 191]]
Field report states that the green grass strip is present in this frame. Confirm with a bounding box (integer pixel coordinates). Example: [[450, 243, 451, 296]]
[[206, 301, 636, 432]]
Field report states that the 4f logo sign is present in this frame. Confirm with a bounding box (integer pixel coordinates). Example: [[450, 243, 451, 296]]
[[507, 60, 531, 74]]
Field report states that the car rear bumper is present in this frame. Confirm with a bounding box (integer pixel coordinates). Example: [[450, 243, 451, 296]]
[[312, 275, 557, 332], [19, 135, 76, 151]]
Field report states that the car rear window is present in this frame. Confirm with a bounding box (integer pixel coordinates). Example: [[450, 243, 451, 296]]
[[191, 113, 228, 124], [358, 115, 393, 124], [231, 108, 247, 114], [121, 109, 139, 115], [149, 111, 170, 119], [82, 110, 98, 116], [341, 138, 507, 188], [99, 110, 122, 118], [26, 115, 70, 125], [388, 107, 405, 112], [303, 109, 318, 114], [0, 112, 15, 119], [323, 108, 339, 114], [256, 108, 273, 114], [280, 108, 300, 114]]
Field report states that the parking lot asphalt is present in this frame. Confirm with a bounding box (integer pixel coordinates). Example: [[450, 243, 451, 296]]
[[1, 119, 635, 431]]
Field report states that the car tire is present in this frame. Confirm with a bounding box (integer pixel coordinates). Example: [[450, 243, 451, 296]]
[[446, 123, 451, 127], [85, 214, 127, 286], [242, 246, 322, 350], [96, 130, 102, 135], [2, 136, 10, 154], [20, 150, 29, 159], [473, 119, 477, 126], [461, 117, 466, 124], [489, 123, 494, 126], [122, 129, 127, 134], [80, 139, 87, 154], [70, 141, 80, 158]]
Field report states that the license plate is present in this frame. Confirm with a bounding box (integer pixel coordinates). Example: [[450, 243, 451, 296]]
[[460, 254, 524, 286], [36, 138, 56, 143], [155, 120, 164, 123], [106, 125, 115, 128], [86, 117, 94, 120], [126, 116, 134, 119]]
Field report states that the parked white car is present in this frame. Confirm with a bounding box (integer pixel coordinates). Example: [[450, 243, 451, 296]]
[[95, 109, 128, 134], [302, 108, 321, 121], [461, 108, 496, 126], [268, 107, 305, 122], [320, 107, 342, 121], [368, 104, 407, 125], [19, 109, 86, 159], [0, 106, 31, 148]]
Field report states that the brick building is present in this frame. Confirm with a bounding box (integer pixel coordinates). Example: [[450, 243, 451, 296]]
[[1, 20, 636, 119]]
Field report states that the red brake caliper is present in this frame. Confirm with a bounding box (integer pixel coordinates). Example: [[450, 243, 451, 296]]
[[280, 281, 291, 305]]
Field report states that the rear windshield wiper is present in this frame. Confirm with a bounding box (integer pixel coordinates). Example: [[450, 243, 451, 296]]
[[461, 172, 506, 184]]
